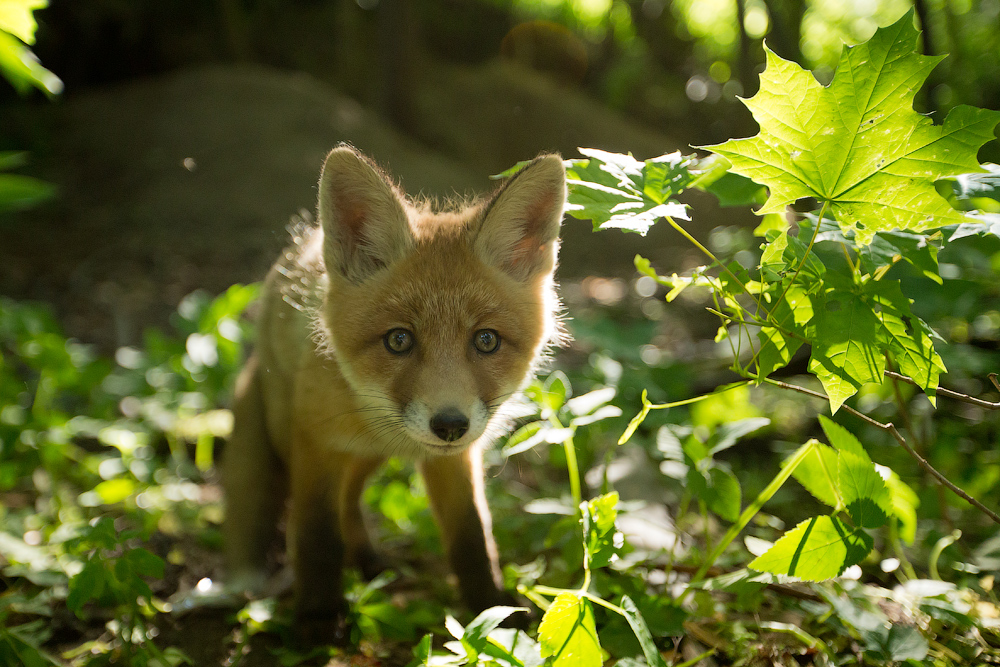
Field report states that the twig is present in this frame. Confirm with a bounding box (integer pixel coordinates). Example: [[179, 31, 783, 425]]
[[888, 368, 952, 531], [885, 370, 1000, 410], [762, 378, 1000, 526]]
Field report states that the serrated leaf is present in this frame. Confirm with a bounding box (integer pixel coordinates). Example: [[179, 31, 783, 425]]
[[760, 230, 826, 287], [749, 515, 873, 581], [704, 11, 1000, 246], [538, 593, 602, 667], [839, 451, 892, 528], [860, 230, 941, 282], [807, 288, 885, 413], [817, 415, 868, 460], [869, 280, 946, 404], [565, 149, 694, 235], [788, 439, 841, 508]]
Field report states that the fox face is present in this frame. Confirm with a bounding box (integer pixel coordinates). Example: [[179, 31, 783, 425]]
[[315, 147, 565, 457]]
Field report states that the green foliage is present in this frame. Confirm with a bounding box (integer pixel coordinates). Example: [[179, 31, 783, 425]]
[[0, 287, 255, 665], [0, 0, 60, 95], [537, 593, 600, 667], [3, 9, 1000, 667], [563, 149, 694, 235], [0, 152, 56, 213], [707, 11, 1000, 245]]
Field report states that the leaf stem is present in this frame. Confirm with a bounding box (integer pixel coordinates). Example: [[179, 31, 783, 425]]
[[661, 215, 754, 301], [769, 199, 829, 318], [762, 377, 1000, 526]]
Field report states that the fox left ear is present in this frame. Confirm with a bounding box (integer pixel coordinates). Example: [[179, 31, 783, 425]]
[[474, 154, 565, 282], [318, 146, 413, 284]]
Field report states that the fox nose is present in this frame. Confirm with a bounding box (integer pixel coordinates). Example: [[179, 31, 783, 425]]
[[430, 409, 469, 442]]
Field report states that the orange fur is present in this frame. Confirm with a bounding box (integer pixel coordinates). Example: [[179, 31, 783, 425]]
[[223, 145, 565, 644]]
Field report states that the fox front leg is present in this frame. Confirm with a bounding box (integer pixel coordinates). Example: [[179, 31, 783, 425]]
[[288, 447, 351, 646], [419, 448, 517, 612]]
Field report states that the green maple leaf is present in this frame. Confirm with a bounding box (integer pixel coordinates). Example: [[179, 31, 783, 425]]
[[807, 286, 885, 413], [706, 11, 1000, 246]]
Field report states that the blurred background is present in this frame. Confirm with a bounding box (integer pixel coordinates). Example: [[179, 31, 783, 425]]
[[1, 0, 998, 350]]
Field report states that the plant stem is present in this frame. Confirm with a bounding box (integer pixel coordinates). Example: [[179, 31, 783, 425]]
[[888, 369, 952, 531], [550, 415, 582, 509], [681, 440, 819, 601], [763, 377, 1000, 526], [662, 215, 754, 300], [888, 519, 918, 581], [769, 200, 828, 320], [885, 370, 1000, 409]]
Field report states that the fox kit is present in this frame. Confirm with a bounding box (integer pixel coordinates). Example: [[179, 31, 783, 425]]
[[223, 146, 565, 643]]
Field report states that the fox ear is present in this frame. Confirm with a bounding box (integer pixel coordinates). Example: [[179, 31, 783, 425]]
[[318, 146, 413, 283], [475, 154, 565, 282]]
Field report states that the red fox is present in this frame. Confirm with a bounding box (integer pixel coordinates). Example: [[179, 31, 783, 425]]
[[223, 145, 565, 643]]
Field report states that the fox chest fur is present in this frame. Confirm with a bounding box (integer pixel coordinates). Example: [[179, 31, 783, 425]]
[[223, 146, 565, 644]]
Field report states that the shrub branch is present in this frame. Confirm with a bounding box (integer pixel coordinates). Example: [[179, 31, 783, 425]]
[[763, 377, 1000, 526]]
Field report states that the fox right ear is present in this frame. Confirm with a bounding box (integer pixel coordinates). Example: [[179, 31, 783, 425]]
[[474, 154, 565, 282], [318, 146, 413, 284]]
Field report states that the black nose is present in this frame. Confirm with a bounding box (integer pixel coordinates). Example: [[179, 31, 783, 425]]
[[430, 409, 469, 442]]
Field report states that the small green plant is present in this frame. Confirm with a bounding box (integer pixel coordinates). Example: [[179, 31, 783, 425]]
[[562, 11, 1000, 587]]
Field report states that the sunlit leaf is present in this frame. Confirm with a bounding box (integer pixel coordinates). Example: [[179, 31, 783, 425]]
[[705, 11, 1000, 245], [838, 451, 891, 528], [583, 492, 621, 569], [93, 478, 136, 505], [538, 593, 602, 667], [817, 415, 868, 460], [565, 148, 694, 235], [0, 30, 61, 95], [880, 464, 920, 544], [749, 515, 873, 581], [807, 286, 885, 413], [788, 439, 840, 508]]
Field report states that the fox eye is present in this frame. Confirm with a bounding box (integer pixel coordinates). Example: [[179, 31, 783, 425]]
[[473, 329, 500, 354], [384, 328, 414, 354]]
